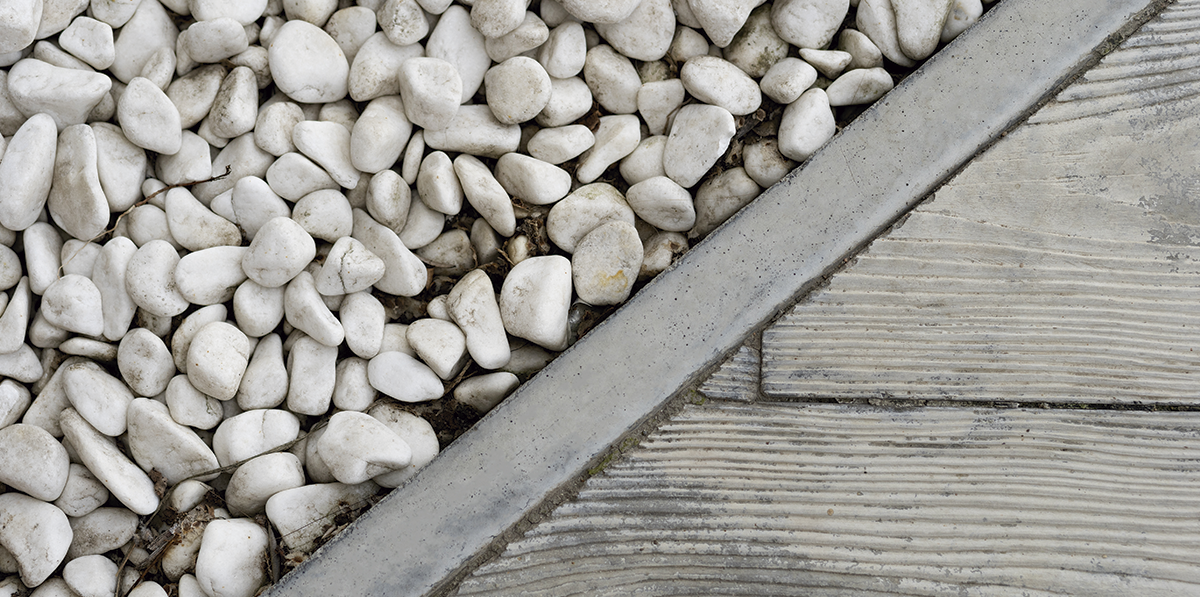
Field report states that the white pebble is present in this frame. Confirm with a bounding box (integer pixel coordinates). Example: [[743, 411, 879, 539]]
[[485, 11, 548, 62], [233, 280, 285, 338], [187, 321, 250, 401], [743, 138, 797, 188], [266, 153, 338, 201], [424, 6, 488, 103], [292, 119, 360, 189], [692, 167, 761, 237], [60, 408, 159, 515], [212, 409, 300, 467], [0, 0, 41, 54], [688, 0, 758, 47], [499, 255, 572, 351], [237, 334, 288, 410], [778, 87, 836, 162], [226, 452, 305, 515], [126, 398, 220, 484], [292, 189, 354, 242], [0, 424, 69, 501], [760, 57, 818, 104], [547, 183, 636, 253], [572, 221, 643, 305], [286, 334, 337, 415], [352, 209, 428, 296], [340, 291, 385, 359], [207, 66, 258, 138], [680, 55, 761, 116], [367, 351, 443, 402], [495, 153, 572, 206], [318, 411, 411, 484], [351, 95, 412, 173], [407, 318, 467, 380], [165, 187, 242, 251], [942, 0, 983, 42], [194, 519, 268, 597], [165, 375, 223, 430], [265, 481, 378, 552], [539, 21, 586, 78], [425, 104, 521, 159], [446, 270, 510, 369], [268, 19, 349, 102], [242, 217, 316, 288], [184, 17, 249, 63], [315, 236, 386, 295], [283, 271, 344, 347], [416, 151, 463, 214], [857, 0, 917, 67], [40, 275, 104, 338], [893, 0, 952, 60], [454, 154, 517, 237], [826, 66, 895, 105], [526, 124, 594, 164], [63, 359, 132, 437], [800, 47, 853, 78], [54, 463, 109, 517], [176, 246, 250, 306], [0, 493, 71, 587], [118, 328, 175, 397], [619, 135, 668, 185], [584, 45, 640, 114], [0, 113, 56, 232], [637, 78, 685, 136], [839, 28, 885, 69], [333, 357, 376, 411], [535, 76, 592, 128], [452, 371, 519, 413], [663, 104, 736, 188], [347, 31, 423, 102], [117, 76, 182, 155], [576, 114, 641, 184], [7, 58, 112, 130], [626, 176, 696, 232]]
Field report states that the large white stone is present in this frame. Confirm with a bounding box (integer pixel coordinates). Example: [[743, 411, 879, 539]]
[[367, 351, 443, 403], [63, 359, 132, 437], [225, 452, 305, 515], [447, 270, 510, 370], [0, 424, 68, 501], [318, 411, 411, 484], [0, 113, 56, 231], [499, 255, 572, 351], [663, 104, 737, 189], [187, 321, 251, 401], [547, 183, 636, 253], [268, 19, 349, 102], [6, 58, 111, 131], [127, 398, 220, 484], [212, 409, 301, 467], [0, 493, 71, 587], [350, 95, 412, 173], [60, 407, 159, 515], [194, 518, 268, 597], [778, 87, 837, 162]]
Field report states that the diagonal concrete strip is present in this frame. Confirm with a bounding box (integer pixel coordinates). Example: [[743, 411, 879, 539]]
[[268, 0, 1170, 595]]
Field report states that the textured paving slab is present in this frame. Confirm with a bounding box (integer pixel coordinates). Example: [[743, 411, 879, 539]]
[[267, 1, 1169, 595], [762, 0, 1200, 405], [457, 403, 1200, 596]]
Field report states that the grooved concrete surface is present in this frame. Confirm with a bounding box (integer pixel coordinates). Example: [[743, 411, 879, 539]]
[[270, 1, 1186, 595]]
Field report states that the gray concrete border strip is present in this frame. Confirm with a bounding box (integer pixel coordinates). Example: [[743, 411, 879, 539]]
[[268, 1, 1169, 595]]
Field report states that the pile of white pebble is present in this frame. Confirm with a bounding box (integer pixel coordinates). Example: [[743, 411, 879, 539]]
[[0, 0, 995, 595]]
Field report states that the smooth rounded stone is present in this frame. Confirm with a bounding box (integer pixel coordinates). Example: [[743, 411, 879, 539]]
[[680, 55, 761, 116], [166, 65, 226, 130], [6, 59, 110, 131], [172, 305, 229, 374], [349, 96, 412, 174], [324, 6, 375, 63], [266, 152, 338, 201], [92, 123, 147, 213], [232, 280, 285, 339], [0, 493, 70, 587], [535, 76, 593, 128], [352, 209, 427, 297], [376, 0, 427, 45], [640, 230, 688, 278], [62, 554, 118, 597], [91, 0, 138, 27], [760, 57, 818, 105], [0, 424, 68, 501], [406, 319, 467, 380], [539, 21, 585, 78], [182, 17, 247, 64], [47, 124, 106, 241], [253, 100, 302, 156], [453, 154, 516, 237], [470, 0, 523, 38], [415, 151, 461, 215], [743, 138, 797, 188], [116, 76, 182, 155], [54, 463, 108, 517], [284, 334, 336, 415], [176, 246, 250, 306], [778, 87, 837, 162], [367, 351, 443, 402], [690, 166, 761, 237], [663, 104, 736, 188], [0, 379, 30, 428], [398, 198, 447, 252], [637, 78, 685, 136], [126, 204, 179, 249], [60, 408, 158, 515], [291, 120, 359, 189], [445, 270, 509, 369], [298, 425, 335, 483], [364, 404, 435, 487], [317, 410, 412, 484], [771, 0, 849, 49], [139, 45, 177, 91], [400, 131, 424, 184], [110, 0, 178, 83], [241, 217, 316, 289], [63, 359, 131, 437], [187, 322, 250, 402], [225, 452, 304, 516], [839, 27, 885, 69], [425, 6, 488, 103], [571, 221, 643, 305], [526, 124, 594, 165], [165, 188, 242, 251], [720, 5, 786, 78], [942, 0, 982, 42], [416, 230, 474, 276], [192, 0, 268, 24], [0, 113, 56, 231], [235, 333, 286, 410], [826, 66, 895, 105], [857, 0, 917, 67], [40, 275, 104, 338], [799, 48, 853, 78], [424, 105, 521, 160], [485, 11, 548, 62], [58, 337, 118, 361], [117, 328, 173, 397], [893, 0, 952, 60], [583, 45, 639, 115], [311, 238, 382, 297], [195, 518, 268, 597], [347, 32, 423, 102], [24, 222, 63, 295], [688, 0, 761, 47], [212, 409, 300, 467], [265, 481, 378, 551], [624, 136, 676, 189], [268, 20, 348, 102], [37, 0, 90, 39], [61, 241, 100, 279], [291, 189, 353, 243], [576, 114, 641, 184], [34, 39, 92, 72], [128, 398, 220, 484], [426, 295, 452, 321], [156, 132, 213, 188], [206, 67, 257, 139], [230, 176, 290, 240], [166, 375, 223, 430], [337, 292, 384, 359], [547, 183, 636, 253], [626, 176, 696, 232], [0, 0, 41, 54], [283, 0, 338, 25], [668, 25, 710, 62], [283, 272, 344, 347], [499, 255, 572, 350], [591, 0, 672, 61], [470, 218, 502, 266], [484, 57, 551, 126], [494, 153, 571, 206], [332, 357, 375, 411], [452, 371, 519, 413]]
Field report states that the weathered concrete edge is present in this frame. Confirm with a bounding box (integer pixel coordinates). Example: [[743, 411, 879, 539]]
[[268, 1, 1166, 595]]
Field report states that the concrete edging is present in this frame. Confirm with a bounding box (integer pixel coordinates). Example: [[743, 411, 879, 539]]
[[267, 1, 1167, 594]]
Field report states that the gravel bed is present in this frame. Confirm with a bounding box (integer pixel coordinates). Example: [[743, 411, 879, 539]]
[[0, 0, 998, 595]]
